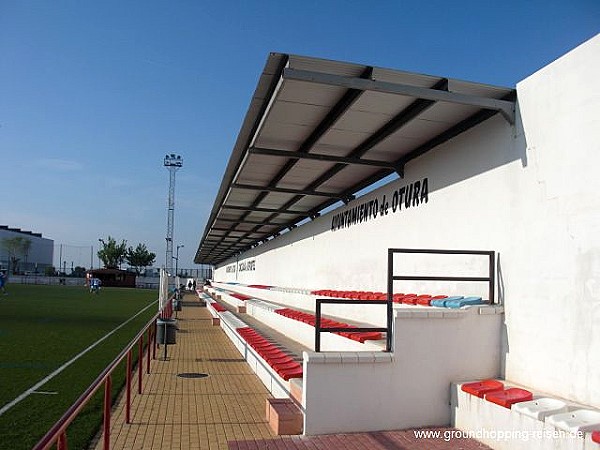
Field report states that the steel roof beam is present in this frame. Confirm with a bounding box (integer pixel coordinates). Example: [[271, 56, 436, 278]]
[[204, 236, 254, 242], [248, 147, 399, 170], [209, 226, 240, 232], [396, 91, 517, 166], [282, 68, 515, 124], [221, 205, 309, 215], [232, 183, 341, 198], [216, 217, 284, 226]]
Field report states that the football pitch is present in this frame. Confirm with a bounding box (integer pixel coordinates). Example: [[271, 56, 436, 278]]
[[0, 284, 158, 450]]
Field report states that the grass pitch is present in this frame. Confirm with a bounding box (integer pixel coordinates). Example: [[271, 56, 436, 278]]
[[0, 284, 158, 450]]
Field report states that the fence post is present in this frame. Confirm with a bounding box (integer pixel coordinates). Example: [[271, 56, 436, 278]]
[[138, 337, 143, 395], [387, 249, 394, 352], [146, 328, 151, 374], [152, 322, 157, 360], [315, 300, 322, 352], [103, 375, 112, 450], [57, 432, 68, 450], [126, 350, 132, 424], [489, 251, 496, 304]]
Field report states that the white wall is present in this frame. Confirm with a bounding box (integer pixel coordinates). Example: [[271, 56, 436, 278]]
[[302, 306, 503, 434], [504, 34, 600, 407], [214, 35, 600, 408]]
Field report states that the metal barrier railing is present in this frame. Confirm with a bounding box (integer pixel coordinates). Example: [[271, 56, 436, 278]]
[[314, 248, 496, 354], [315, 299, 392, 352], [32, 298, 174, 450], [388, 248, 496, 304]]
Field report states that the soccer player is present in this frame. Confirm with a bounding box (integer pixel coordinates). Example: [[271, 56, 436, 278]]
[[90, 277, 101, 294], [0, 270, 7, 295]]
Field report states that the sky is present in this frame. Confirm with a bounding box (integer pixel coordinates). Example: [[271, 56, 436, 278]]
[[1, 0, 598, 270]]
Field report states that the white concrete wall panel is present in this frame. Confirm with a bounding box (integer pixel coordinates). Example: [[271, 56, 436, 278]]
[[302, 308, 503, 434], [505, 35, 600, 408]]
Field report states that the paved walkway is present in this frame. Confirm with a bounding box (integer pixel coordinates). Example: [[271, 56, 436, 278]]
[[92, 294, 490, 450]]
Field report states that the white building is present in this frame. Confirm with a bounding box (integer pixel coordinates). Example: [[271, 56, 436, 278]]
[[0, 226, 54, 274], [195, 35, 600, 443]]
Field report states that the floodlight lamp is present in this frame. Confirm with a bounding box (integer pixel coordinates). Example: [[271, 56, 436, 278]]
[[164, 153, 183, 167]]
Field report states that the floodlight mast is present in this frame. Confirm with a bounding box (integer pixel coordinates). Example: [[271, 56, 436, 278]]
[[164, 153, 183, 276]]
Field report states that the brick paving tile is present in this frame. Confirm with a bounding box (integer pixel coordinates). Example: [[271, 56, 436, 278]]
[[227, 427, 493, 450], [90, 294, 275, 450]]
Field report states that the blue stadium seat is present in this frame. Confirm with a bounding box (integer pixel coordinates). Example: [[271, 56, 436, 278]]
[[430, 296, 463, 307], [445, 296, 484, 309]]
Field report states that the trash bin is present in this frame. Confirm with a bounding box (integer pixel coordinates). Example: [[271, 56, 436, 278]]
[[156, 318, 177, 345], [172, 298, 182, 312]]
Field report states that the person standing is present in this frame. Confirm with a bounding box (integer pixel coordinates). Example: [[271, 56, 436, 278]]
[[0, 270, 7, 295], [90, 277, 101, 294]]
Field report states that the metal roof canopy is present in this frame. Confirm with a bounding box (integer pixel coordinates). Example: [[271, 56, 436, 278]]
[[195, 53, 515, 265]]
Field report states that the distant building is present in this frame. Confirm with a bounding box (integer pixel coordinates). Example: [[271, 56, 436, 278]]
[[86, 268, 136, 288], [0, 226, 54, 274]]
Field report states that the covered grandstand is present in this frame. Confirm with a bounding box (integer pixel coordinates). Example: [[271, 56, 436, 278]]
[[195, 35, 600, 447]]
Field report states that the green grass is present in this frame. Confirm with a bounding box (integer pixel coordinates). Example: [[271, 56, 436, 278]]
[[0, 284, 158, 450]]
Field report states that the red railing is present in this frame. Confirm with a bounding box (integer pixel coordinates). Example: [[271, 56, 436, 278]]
[[33, 298, 173, 450], [160, 297, 174, 319]]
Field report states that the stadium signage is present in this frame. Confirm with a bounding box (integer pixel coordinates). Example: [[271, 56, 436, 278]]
[[238, 259, 256, 272], [330, 178, 429, 232]]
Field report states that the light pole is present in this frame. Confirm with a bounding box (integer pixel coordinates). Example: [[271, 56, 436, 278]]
[[164, 153, 183, 276], [98, 239, 105, 269], [175, 244, 184, 277]]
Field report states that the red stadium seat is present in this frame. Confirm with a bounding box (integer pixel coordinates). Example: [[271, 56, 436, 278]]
[[401, 295, 418, 304], [461, 380, 505, 398], [212, 302, 227, 312], [415, 295, 433, 306], [264, 354, 296, 365], [485, 388, 533, 408], [271, 362, 300, 379], [236, 326, 302, 380], [393, 293, 405, 303], [274, 306, 383, 343], [347, 332, 383, 343]]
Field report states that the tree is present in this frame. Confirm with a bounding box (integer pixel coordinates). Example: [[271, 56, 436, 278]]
[[71, 266, 87, 278], [1, 236, 32, 274], [97, 236, 127, 269], [126, 243, 156, 275]]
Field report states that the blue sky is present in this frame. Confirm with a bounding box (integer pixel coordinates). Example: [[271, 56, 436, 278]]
[[1, 0, 598, 270]]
